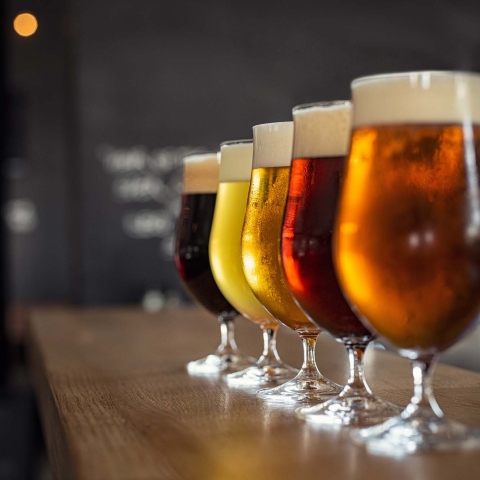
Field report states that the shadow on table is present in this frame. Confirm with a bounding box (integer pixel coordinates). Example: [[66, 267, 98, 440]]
[[0, 388, 47, 480]]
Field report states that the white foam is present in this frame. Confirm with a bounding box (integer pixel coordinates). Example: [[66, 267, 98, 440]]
[[352, 71, 480, 127], [252, 122, 293, 168], [219, 140, 254, 182], [292, 102, 352, 159], [182, 152, 220, 194]]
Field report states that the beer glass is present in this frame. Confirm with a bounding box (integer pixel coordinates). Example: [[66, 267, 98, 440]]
[[174, 152, 255, 375], [242, 122, 340, 403], [335, 72, 480, 453], [282, 102, 399, 424], [210, 140, 297, 387]]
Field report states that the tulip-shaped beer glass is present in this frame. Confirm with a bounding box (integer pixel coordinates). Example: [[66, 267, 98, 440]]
[[282, 102, 399, 424], [210, 141, 297, 387], [242, 122, 340, 403], [335, 72, 480, 453], [174, 152, 255, 375]]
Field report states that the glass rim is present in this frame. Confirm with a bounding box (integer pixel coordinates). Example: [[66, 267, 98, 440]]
[[183, 150, 218, 160], [220, 139, 253, 148], [252, 121, 293, 130], [292, 100, 352, 113], [352, 70, 480, 88]]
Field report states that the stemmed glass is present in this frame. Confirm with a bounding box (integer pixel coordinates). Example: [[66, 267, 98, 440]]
[[241, 121, 340, 403], [281, 101, 399, 424], [209, 140, 298, 387], [174, 152, 255, 374], [335, 71, 480, 453]]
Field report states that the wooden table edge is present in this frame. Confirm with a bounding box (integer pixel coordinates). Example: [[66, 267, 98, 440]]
[[28, 319, 80, 480]]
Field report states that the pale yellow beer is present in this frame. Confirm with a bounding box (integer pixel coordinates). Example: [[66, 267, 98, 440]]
[[242, 123, 319, 336], [210, 140, 277, 329]]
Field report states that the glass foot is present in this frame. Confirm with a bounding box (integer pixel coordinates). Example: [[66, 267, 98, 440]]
[[352, 414, 480, 455], [225, 362, 298, 387], [257, 370, 341, 404], [187, 352, 256, 376], [297, 388, 401, 426]]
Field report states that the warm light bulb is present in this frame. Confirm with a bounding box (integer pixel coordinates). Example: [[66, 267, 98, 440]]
[[13, 13, 38, 37]]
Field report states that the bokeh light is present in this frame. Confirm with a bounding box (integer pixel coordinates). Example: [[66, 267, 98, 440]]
[[13, 13, 38, 37]]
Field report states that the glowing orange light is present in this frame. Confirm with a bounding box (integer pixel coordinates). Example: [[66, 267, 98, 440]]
[[13, 13, 38, 37]]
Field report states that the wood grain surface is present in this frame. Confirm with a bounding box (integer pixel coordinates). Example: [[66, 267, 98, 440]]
[[28, 306, 480, 480]]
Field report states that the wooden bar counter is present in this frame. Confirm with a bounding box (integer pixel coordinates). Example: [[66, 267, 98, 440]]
[[28, 306, 480, 479]]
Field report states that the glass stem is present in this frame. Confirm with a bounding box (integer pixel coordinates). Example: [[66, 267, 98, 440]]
[[343, 343, 371, 396], [215, 316, 238, 355], [404, 357, 443, 419], [299, 334, 320, 377], [257, 325, 281, 365]]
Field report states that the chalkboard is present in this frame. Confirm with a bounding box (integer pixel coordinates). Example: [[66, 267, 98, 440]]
[[7, 0, 480, 305]]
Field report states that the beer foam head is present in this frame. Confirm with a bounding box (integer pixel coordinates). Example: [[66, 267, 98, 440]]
[[252, 122, 293, 168], [219, 140, 254, 182], [352, 71, 480, 127], [182, 152, 220, 193], [292, 101, 353, 159]]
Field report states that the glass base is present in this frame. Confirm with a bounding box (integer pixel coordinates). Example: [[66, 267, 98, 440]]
[[187, 352, 256, 376], [257, 370, 341, 404], [225, 362, 298, 387], [352, 413, 480, 455], [296, 388, 401, 426]]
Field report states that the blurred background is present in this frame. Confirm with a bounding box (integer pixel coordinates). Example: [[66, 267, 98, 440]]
[[1, 0, 480, 478]]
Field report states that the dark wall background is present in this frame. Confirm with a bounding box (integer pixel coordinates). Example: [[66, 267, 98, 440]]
[[6, 0, 480, 305], [6, 0, 70, 303]]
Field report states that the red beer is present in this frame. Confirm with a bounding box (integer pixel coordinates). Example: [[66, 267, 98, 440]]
[[282, 156, 371, 341]]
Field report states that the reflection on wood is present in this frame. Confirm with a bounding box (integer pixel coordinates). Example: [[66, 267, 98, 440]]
[[29, 307, 480, 480]]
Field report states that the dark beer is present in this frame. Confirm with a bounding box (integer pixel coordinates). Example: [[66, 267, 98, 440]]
[[282, 156, 370, 340], [175, 192, 236, 318], [176, 152, 256, 375], [174, 152, 236, 319]]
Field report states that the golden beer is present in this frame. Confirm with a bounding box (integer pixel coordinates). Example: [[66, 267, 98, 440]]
[[240, 121, 335, 402], [209, 142, 277, 329], [336, 73, 480, 354], [242, 166, 319, 335]]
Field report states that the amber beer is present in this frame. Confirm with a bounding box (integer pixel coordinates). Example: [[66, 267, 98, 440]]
[[336, 74, 480, 353], [242, 123, 319, 336], [282, 102, 370, 341], [174, 153, 236, 319]]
